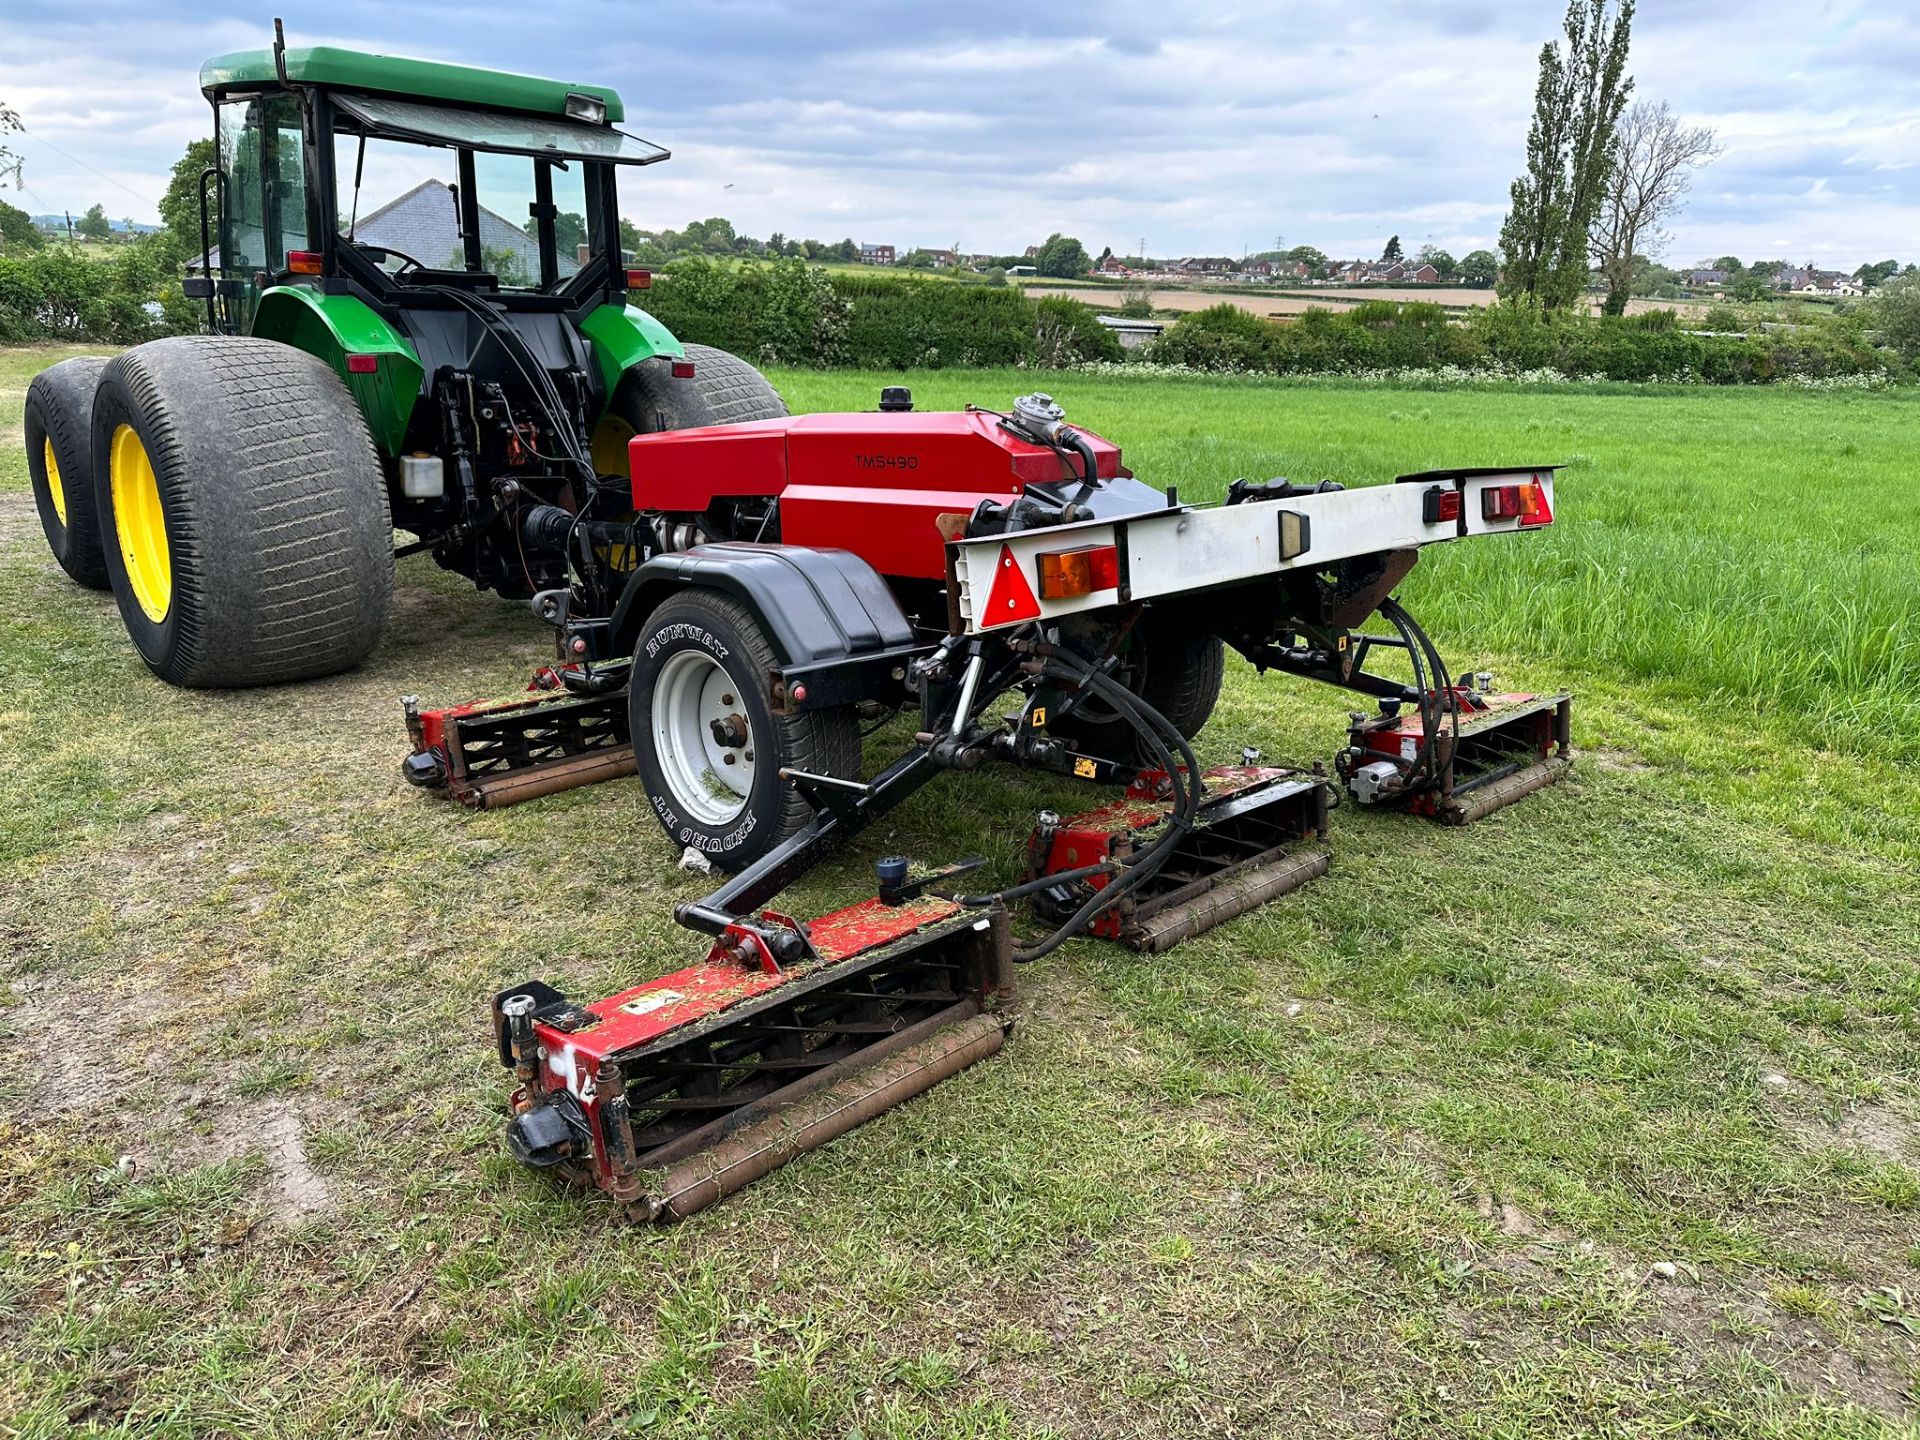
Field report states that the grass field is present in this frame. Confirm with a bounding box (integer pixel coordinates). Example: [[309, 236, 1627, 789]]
[[3, 346, 1918, 1437]]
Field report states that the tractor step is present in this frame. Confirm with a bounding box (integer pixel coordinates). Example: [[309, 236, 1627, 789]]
[[1341, 687, 1572, 824], [402, 682, 633, 810], [495, 898, 1014, 1222], [1028, 765, 1330, 952]]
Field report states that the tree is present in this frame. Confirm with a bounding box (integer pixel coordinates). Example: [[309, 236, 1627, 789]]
[[554, 212, 587, 258], [1855, 259, 1902, 289], [1593, 99, 1718, 314], [0, 196, 41, 252], [78, 203, 112, 240], [1415, 245, 1457, 278], [1865, 271, 1920, 364], [0, 98, 21, 190], [1460, 249, 1499, 287], [1034, 233, 1091, 278], [1711, 255, 1743, 274], [157, 138, 219, 259], [1497, 0, 1636, 311], [1381, 234, 1403, 262], [1286, 244, 1328, 276]]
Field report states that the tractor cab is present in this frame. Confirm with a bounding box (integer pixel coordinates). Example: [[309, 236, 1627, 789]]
[[192, 38, 664, 334]]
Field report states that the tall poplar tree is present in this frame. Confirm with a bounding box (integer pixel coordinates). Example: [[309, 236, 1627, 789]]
[[1497, 0, 1635, 311]]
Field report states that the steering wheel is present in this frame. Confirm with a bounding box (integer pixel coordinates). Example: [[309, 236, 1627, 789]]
[[351, 244, 427, 275]]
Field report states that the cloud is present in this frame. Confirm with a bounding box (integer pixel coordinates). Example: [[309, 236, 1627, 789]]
[[0, 0, 1913, 265]]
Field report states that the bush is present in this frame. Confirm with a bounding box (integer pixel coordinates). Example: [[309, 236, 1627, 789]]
[[1865, 273, 1920, 365], [1032, 297, 1123, 366], [0, 241, 174, 344], [1148, 304, 1279, 371], [649, 261, 1120, 369]]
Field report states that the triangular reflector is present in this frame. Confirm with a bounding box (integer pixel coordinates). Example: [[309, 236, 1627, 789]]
[[982, 543, 1042, 625]]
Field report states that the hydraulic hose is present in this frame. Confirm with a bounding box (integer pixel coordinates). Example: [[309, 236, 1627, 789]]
[[1008, 653, 1204, 963]]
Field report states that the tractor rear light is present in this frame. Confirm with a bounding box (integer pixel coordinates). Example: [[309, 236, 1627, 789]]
[[1423, 486, 1461, 524], [1037, 544, 1120, 600], [1482, 484, 1524, 521], [346, 354, 378, 374], [626, 268, 653, 290], [671, 359, 697, 380], [285, 250, 322, 275]]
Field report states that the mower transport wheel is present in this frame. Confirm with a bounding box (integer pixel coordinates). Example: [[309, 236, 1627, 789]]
[[682, 343, 789, 425], [1054, 615, 1225, 761], [630, 588, 858, 871], [90, 337, 394, 688], [24, 355, 111, 589]]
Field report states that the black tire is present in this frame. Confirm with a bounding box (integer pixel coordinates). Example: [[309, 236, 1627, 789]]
[[90, 336, 394, 688], [1053, 615, 1225, 761], [24, 355, 111, 589], [682, 343, 788, 425], [630, 588, 859, 872], [590, 346, 786, 476]]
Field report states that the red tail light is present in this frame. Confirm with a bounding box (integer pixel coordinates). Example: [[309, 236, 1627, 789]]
[[671, 359, 697, 380], [285, 250, 323, 275], [345, 354, 378, 374], [626, 268, 653, 290], [1483, 479, 1552, 526], [1423, 486, 1462, 524]]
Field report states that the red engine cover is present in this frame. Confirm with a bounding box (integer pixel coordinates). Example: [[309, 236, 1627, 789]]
[[629, 410, 1123, 580]]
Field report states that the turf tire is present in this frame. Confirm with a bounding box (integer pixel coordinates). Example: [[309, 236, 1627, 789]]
[[630, 587, 858, 873], [682, 343, 788, 425], [24, 355, 111, 589], [90, 336, 394, 688]]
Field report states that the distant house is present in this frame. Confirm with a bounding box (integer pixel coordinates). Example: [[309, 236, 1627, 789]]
[[1687, 268, 1730, 289], [1172, 256, 1237, 277], [1241, 259, 1274, 279], [1331, 259, 1436, 285], [1096, 253, 1131, 276], [188, 178, 563, 284], [1007, 264, 1037, 277], [921, 248, 959, 268], [859, 242, 896, 265]]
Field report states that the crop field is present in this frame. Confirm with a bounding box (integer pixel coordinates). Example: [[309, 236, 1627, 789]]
[[1020, 282, 1702, 321], [3, 344, 1918, 1437]]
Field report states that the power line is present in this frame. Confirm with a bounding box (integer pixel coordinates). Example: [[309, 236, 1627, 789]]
[[14, 123, 162, 209]]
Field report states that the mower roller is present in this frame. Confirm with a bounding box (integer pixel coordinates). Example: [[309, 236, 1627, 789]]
[[395, 387, 1574, 1218]]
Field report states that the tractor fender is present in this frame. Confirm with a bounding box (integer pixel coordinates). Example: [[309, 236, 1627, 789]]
[[610, 543, 914, 668], [578, 303, 686, 417], [250, 287, 424, 455]]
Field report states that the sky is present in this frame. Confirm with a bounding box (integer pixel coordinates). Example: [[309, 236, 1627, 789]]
[[1, 2, 1914, 269]]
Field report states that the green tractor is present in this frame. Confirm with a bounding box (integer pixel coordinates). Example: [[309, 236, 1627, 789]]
[[24, 24, 783, 687]]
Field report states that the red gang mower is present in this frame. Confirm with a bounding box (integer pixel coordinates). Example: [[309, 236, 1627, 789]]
[[403, 391, 1572, 1219]]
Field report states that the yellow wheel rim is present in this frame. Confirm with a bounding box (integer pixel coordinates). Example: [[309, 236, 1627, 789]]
[[44, 438, 68, 527], [591, 413, 638, 479], [110, 424, 172, 623]]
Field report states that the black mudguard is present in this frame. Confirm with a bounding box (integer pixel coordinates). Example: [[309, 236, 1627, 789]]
[[609, 542, 914, 666]]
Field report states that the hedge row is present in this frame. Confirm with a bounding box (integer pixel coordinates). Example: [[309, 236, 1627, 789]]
[[644, 257, 1124, 369], [1148, 300, 1895, 383], [0, 242, 198, 344]]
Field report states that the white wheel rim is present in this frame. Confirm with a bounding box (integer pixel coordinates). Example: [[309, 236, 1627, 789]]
[[652, 650, 755, 826]]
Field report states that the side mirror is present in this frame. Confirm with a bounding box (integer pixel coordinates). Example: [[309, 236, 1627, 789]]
[[182, 275, 214, 300]]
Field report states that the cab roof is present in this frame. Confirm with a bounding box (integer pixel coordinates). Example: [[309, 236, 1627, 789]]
[[198, 45, 625, 123]]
